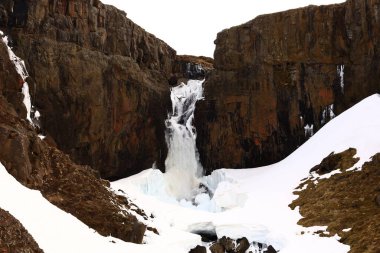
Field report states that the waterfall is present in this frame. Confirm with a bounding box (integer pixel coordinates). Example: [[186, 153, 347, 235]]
[[164, 79, 204, 200], [1, 31, 39, 126]]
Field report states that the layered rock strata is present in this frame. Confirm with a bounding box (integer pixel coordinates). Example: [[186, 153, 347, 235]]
[[196, 0, 380, 172], [0, 30, 146, 244], [1, 0, 176, 179]]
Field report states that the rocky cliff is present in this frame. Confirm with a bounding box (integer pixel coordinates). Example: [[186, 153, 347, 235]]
[[0, 0, 178, 179], [0, 33, 146, 243], [195, 0, 380, 172]]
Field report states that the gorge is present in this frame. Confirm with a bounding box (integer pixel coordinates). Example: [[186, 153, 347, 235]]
[[0, 0, 379, 252]]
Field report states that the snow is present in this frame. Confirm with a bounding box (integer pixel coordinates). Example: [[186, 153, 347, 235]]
[[0, 163, 140, 253], [1, 81, 379, 252], [112, 94, 380, 253]]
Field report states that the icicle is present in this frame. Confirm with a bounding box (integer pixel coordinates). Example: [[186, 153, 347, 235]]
[[304, 124, 314, 138], [337, 65, 345, 93], [321, 104, 335, 125]]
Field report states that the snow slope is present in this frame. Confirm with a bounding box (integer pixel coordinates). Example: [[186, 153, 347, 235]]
[[2, 94, 380, 252], [112, 94, 380, 253]]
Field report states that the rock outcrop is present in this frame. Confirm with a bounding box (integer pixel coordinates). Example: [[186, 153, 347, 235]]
[[0, 30, 146, 244], [0, 208, 44, 253], [0, 0, 177, 179], [171, 55, 214, 85], [290, 150, 380, 253], [195, 0, 380, 172]]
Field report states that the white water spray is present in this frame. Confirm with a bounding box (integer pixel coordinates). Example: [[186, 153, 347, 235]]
[[164, 80, 204, 199]]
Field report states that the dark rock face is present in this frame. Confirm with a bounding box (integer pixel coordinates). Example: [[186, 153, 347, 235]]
[[195, 0, 380, 173], [172, 55, 214, 84], [0, 208, 44, 253], [0, 35, 146, 243], [1, 0, 177, 179]]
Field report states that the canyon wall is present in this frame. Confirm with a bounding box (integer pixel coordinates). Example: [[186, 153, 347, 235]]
[[1, 0, 177, 179], [0, 36, 146, 243], [196, 0, 380, 173]]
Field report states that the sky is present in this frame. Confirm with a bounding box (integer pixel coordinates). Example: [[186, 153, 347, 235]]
[[101, 0, 346, 57]]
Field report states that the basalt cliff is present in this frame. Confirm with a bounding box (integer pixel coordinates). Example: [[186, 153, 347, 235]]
[[195, 0, 380, 172], [0, 0, 211, 179]]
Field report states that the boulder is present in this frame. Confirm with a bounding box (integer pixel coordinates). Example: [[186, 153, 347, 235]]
[[264, 245, 277, 253], [236, 237, 250, 253], [189, 245, 207, 253]]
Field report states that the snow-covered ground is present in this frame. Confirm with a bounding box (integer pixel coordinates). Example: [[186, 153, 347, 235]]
[[1, 94, 380, 252], [112, 93, 380, 252]]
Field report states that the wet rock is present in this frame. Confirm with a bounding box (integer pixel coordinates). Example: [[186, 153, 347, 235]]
[[219, 236, 235, 252], [236, 237, 250, 253], [195, 0, 380, 173], [172, 55, 214, 84], [264, 245, 277, 253], [189, 245, 207, 253], [210, 243, 224, 253]]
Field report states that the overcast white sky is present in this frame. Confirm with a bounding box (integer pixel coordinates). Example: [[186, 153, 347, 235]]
[[101, 0, 346, 57]]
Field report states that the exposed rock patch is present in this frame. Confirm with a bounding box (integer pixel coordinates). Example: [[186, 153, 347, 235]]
[[290, 150, 380, 253], [0, 208, 44, 253], [171, 55, 214, 84], [310, 147, 359, 175]]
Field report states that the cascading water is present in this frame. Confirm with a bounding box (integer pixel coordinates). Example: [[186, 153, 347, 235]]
[[164, 79, 204, 200], [1, 31, 39, 126]]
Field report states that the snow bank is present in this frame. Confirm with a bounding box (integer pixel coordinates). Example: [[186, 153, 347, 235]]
[[113, 94, 380, 253]]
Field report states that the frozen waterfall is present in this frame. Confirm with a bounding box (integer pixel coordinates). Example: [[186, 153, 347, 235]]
[[164, 80, 204, 199]]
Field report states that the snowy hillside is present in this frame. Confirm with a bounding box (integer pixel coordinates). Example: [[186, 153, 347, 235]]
[[112, 93, 380, 253], [1, 94, 380, 252]]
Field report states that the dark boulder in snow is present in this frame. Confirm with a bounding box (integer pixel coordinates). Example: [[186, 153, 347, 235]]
[[209, 242, 225, 253], [264, 245, 277, 253], [236, 237, 250, 253], [189, 245, 207, 253]]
